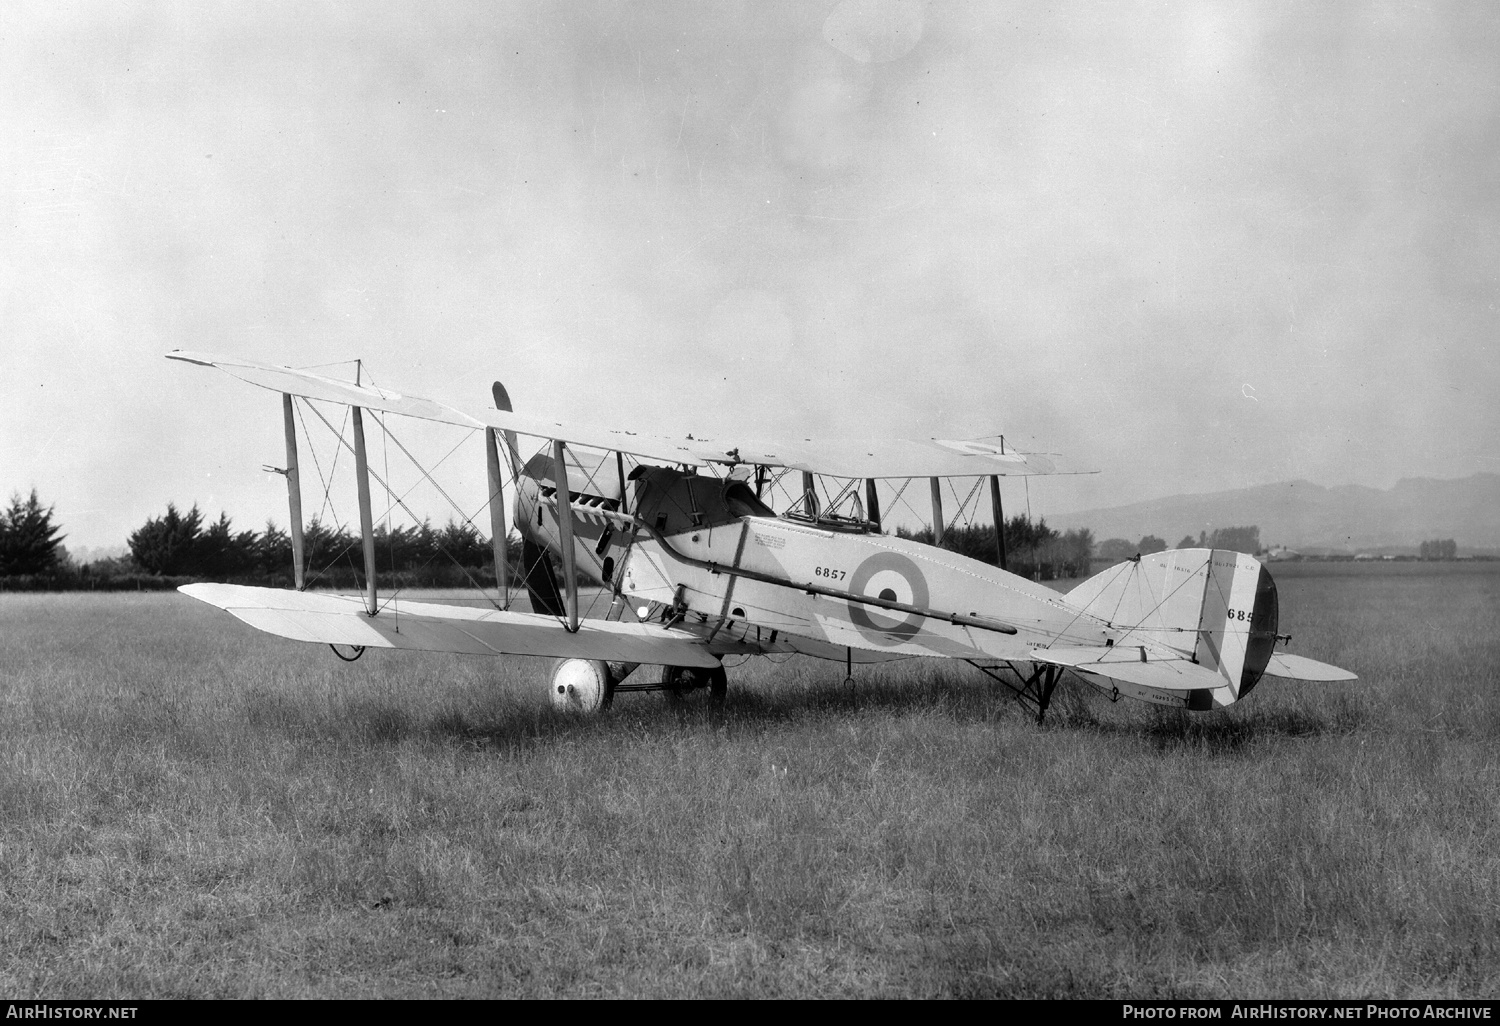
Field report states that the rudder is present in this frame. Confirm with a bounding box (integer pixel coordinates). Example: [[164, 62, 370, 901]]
[[1066, 548, 1278, 708]]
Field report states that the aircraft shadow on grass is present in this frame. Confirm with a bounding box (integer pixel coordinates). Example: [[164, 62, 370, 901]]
[[342, 667, 1361, 754]]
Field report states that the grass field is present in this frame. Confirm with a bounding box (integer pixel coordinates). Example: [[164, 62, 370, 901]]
[[1, 563, 1497, 997]]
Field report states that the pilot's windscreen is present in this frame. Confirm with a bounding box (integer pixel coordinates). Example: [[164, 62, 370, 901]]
[[722, 480, 774, 518]]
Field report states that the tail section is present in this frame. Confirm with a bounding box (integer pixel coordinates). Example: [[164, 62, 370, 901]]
[[1064, 548, 1279, 709]]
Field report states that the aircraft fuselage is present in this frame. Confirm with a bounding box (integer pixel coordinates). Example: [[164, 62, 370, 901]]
[[513, 455, 1114, 664]]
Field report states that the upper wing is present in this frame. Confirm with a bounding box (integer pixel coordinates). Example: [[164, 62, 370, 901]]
[[168, 350, 1078, 478], [166, 350, 484, 426], [692, 435, 1064, 479], [167, 350, 716, 468], [180, 583, 722, 667]]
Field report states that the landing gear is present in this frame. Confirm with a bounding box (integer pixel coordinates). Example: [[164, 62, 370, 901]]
[[661, 663, 728, 706], [968, 660, 1063, 724], [548, 658, 615, 714], [545, 659, 728, 714]]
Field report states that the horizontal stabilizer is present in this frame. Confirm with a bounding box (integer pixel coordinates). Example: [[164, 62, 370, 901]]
[[179, 583, 720, 667], [1030, 645, 1228, 692], [1265, 652, 1358, 682]]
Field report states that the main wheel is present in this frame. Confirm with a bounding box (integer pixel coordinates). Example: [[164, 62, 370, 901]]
[[661, 663, 727, 706], [549, 658, 615, 714]]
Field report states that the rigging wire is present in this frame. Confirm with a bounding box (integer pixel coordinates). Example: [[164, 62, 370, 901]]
[[290, 398, 365, 590], [886, 477, 932, 536], [943, 476, 984, 536], [296, 400, 350, 529], [301, 400, 502, 612]]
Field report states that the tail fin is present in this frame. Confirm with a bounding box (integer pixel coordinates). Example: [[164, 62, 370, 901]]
[[1066, 548, 1278, 709]]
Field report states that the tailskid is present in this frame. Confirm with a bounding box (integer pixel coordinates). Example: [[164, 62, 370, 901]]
[[967, 660, 1068, 724]]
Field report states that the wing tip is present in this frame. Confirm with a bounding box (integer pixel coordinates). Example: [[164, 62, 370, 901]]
[[165, 350, 219, 366], [1265, 652, 1360, 683]]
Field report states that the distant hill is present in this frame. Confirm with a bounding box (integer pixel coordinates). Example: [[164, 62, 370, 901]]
[[1046, 473, 1500, 555]]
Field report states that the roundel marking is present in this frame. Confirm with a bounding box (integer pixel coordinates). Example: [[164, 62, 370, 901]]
[[934, 438, 1003, 456], [932, 438, 1024, 461], [847, 551, 929, 646]]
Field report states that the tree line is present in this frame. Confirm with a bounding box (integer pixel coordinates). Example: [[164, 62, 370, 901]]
[[3, 485, 1474, 593], [1418, 539, 1458, 560], [126, 502, 498, 582], [9, 489, 1098, 589], [898, 516, 1096, 580], [898, 520, 1271, 580], [0, 490, 66, 576], [1096, 526, 1263, 561], [0, 490, 512, 591]]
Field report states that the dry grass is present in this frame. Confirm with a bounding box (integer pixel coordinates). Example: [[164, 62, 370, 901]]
[[1, 564, 1497, 997]]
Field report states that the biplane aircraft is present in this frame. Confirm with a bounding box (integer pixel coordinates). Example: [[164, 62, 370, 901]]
[[166, 351, 1356, 722]]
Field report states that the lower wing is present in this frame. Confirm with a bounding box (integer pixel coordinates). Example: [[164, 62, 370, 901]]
[[179, 583, 720, 667]]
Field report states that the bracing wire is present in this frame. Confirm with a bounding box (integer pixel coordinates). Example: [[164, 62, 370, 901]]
[[886, 477, 933, 535], [285, 366, 501, 610], [290, 398, 366, 590], [944, 477, 984, 536], [301, 401, 503, 612], [295, 399, 350, 531]]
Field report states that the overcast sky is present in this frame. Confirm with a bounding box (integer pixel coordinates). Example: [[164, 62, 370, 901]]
[[3, 1, 1497, 549]]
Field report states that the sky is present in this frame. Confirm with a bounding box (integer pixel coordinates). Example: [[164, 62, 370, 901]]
[[3, 0, 1497, 550]]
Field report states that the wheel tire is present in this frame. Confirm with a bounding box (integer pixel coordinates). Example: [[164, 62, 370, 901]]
[[549, 658, 615, 714], [662, 664, 727, 706]]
